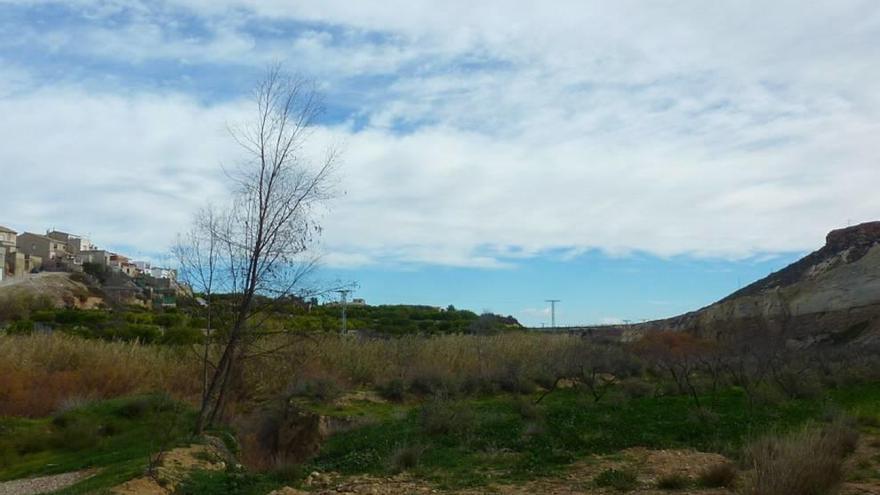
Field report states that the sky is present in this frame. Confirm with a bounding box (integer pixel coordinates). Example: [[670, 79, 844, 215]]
[[1, 1, 878, 326]]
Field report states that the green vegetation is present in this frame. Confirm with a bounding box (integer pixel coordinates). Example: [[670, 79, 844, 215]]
[[302, 304, 520, 335], [0, 394, 194, 491], [291, 384, 880, 489], [4, 384, 876, 493], [0, 299, 520, 343], [176, 469, 288, 495]]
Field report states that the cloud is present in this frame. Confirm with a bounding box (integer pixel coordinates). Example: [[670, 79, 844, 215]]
[[1, 1, 879, 268]]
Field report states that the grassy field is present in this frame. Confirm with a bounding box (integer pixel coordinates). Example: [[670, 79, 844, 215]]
[[307, 385, 876, 488], [2, 331, 880, 494], [2, 384, 878, 493], [0, 394, 195, 493], [176, 383, 880, 494]]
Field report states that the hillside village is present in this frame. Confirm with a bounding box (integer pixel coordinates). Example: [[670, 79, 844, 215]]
[[0, 224, 183, 307]]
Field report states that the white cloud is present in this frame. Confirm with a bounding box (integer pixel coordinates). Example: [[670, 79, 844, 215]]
[[1, 2, 879, 268]]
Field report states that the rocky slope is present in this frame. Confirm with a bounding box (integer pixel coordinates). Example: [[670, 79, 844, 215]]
[[0, 272, 102, 309], [628, 221, 880, 345]]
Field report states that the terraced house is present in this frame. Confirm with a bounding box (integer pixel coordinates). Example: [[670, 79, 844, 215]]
[[1, 226, 42, 280]]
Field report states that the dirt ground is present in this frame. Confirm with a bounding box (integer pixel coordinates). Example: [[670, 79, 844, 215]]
[[112, 443, 229, 495], [840, 431, 880, 495]]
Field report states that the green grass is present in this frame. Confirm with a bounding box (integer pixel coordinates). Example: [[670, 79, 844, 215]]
[[8, 383, 880, 494], [176, 469, 288, 495], [0, 394, 196, 493], [303, 383, 880, 489]]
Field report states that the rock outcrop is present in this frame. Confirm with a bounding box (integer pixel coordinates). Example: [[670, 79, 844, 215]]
[[631, 221, 880, 346]]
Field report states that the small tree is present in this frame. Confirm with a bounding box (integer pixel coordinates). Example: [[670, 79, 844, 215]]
[[635, 331, 715, 408], [177, 66, 338, 433]]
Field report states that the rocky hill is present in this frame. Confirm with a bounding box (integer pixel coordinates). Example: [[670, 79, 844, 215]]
[[631, 221, 880, 346], [0, 272, 101, 309]]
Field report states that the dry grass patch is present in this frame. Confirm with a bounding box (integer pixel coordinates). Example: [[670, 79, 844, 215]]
[[743, 418, 859, 495], [0, 334, 200, 416]]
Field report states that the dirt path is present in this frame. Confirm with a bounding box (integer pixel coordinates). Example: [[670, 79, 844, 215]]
[[0, 469, 96, 495]]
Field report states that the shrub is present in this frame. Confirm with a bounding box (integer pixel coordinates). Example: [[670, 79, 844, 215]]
[[160, 326, 203, 345], [419, 399, 475, 437], [376, 378, 407, 402], [408, 370, 456, 397], [619, 377, 654, 399], [697, 462, 737, 488], [656, 473, 689, 489], [116, 394, 177, 419], [515, 397, 543, 420], [286, 375, 342, 403], [7, 319, 35, 335], [594, 468, 638, 491], [388, 443, 425, 473], [52, 420, 100, 451], [0, 293, 54, 322], [743, 420, 859, 495]]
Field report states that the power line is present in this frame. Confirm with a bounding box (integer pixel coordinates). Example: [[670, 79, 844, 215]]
[[545, 299, 560, 329], [335, 289, 352, 334]]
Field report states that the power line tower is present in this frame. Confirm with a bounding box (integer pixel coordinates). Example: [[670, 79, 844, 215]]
[[545, 299, 560, 329], [336, 289, 352, 334]]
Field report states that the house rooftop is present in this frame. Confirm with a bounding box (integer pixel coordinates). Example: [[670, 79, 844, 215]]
[[0, 225, 16, 234], [47, 230, 83, 239], [18, 231, 55, 241]]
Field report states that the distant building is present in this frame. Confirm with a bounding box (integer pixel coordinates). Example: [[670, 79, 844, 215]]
[[5, 250, 42, 278], [1, 227, 43, 280], [108, 253, 139, 276], [1, 225, 16, 281], [148, 266, 177, 280], [351, 298, 367, 306], [0, 225, 15, 250], [76, 249, 111, 267], [46, 230, 94, 255], [16, 232, 68, 262]]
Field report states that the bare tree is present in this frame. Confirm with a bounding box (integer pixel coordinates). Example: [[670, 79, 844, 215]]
[[174, 207, 220, 403], [177, 66, 338, 433]]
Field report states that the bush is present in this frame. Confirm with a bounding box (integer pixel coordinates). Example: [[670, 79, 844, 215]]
[[388, 443, 424, 473], [743, 420, 859, 495], [515, 397, 543, 420], [52, 420, 100, 451], [0, 293, 54, 322], [419, 399, 475, 437], [376, 378, 407, 402], [409, 370, 457, 397], [7, 319, 35, 335], [619, 377, 654, 399], [287, 375, 342, 403], [116, 394, 176, 419], [656, 473, 689, 489], [594, 468, 638, 491], [697, 462, 737, 488], [160, 326, 203, 345]]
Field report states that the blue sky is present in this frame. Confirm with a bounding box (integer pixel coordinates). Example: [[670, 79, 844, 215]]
[[1, 1, 878, 326]]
